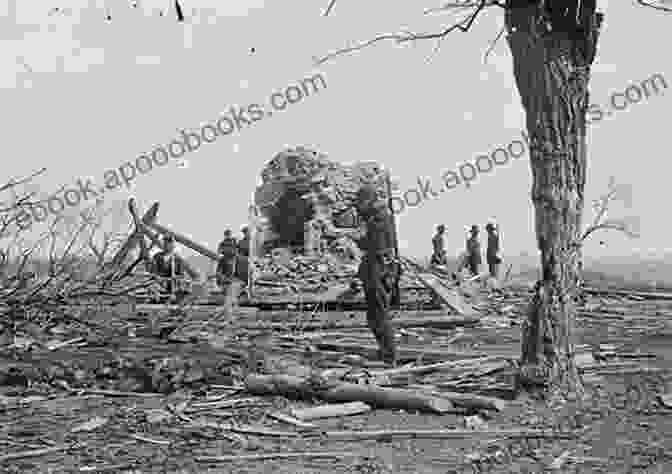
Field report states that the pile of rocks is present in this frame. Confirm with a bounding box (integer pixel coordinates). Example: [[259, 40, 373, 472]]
[[254, 146, 392, 247], [249, 146, 406, 297]]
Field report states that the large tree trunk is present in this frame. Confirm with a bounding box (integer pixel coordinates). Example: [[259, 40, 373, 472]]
[[505, 0, 602, 397]]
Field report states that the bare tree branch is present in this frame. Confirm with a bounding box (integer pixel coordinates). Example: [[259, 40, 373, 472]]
[[318, 1, 663, 66], [315, 0, 494, 65], [637, 0, 672, 12], [323, 0, 337, 17], [581, 178, 640, 243], [483, 23, 506, 63], [0, 168, 46, 194]]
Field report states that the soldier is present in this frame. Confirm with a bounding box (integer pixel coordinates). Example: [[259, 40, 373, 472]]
[[485, 221, 502, 279], [238, 226, 250, 258], [430, 224, 448, 265], [236, 226, 251, 283], [466, 225, 482, 276], [217, 229, 238, 288], [354, 184, 398, 366], [151, 235, 187, 300]]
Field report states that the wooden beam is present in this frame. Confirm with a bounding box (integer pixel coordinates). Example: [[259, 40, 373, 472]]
[[145, 221, 220, 262], [111, 200, 159, 267], [409, 267, 478, 316]]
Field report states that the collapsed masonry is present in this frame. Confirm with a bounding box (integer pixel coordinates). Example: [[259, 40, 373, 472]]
[[250, 147, 394, 295], [254, 146, 392, 259]]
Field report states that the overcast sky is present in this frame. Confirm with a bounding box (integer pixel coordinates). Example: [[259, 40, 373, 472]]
[[1, 0, 670, 260]]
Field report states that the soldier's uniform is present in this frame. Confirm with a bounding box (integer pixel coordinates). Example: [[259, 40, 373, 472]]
[[152, 247, 186, 296], [466, 226, 482, 276], [217, 233, 238, 287], [486, 224, 501, 278], [236, 228, 251, 282], [430, 225, 447, 265], [356, 186, 399, 366]]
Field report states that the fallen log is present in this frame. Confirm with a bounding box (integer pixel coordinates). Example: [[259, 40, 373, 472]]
[[429, 391, 507, 412], [314, 342, 493, 364], [302, 428, 577, 441], [239, 314, 480, 331], [244, 374, 458, 414], [370, 356, 510, 378], [196, 451, 353, 463], [290, 402, 371, 421]]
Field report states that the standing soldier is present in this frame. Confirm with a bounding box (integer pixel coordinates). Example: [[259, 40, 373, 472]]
[[354, 184, 398, 366], [151, 235, 188, 301], [236, 226, 251, 283], [217, 229, 238, 289], [238, 226, 250, 258], [430, 224, 448, 265], [466, 225, 482, 276], [485, 221, 502, 279]]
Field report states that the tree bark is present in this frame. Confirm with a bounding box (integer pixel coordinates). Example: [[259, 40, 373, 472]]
[[505, 0, 602, 396]]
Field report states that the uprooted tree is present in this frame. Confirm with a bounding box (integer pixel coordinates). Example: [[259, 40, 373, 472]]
[[318, 0, 666, 397]]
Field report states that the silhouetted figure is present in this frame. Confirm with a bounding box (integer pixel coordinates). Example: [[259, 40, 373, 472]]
[[430, 224, 448, 265], [217, 229, 238, 288], [466, 225, 482, 276], [354, 184, 398, 366], [151, 235, 187, 300], [236, 226, 251, 282], [486, 222, 502, 279]]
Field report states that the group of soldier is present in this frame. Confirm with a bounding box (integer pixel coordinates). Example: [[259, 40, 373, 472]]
[[148, 184, 501, 369], [431, 222, 502, 279], [149, 227, 251, 301], [215, 226, 251, 287]]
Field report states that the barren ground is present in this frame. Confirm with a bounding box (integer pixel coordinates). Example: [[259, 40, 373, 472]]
[[1, 280, 671, 474]]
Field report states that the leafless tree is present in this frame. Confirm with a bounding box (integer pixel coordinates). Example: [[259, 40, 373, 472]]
[[0, 173, 155, 346], [317, 0, 667, 397], [82, 199, 131, 269]]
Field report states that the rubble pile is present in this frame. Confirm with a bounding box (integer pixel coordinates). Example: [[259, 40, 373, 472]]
[[254, 146, 391, 249], [248, 146, 403, 298], [1, 279, 671, 471], [252, 253, 359, 295]]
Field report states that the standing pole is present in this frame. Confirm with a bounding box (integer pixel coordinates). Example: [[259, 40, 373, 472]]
[[386, 170, 401, 307]]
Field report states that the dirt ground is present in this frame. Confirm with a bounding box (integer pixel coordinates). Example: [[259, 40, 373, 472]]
[[1, 284, 671, 474]]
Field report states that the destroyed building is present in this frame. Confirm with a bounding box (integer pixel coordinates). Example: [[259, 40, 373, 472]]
[[253, 146, 393, 258], [249, 147, 394, 296]]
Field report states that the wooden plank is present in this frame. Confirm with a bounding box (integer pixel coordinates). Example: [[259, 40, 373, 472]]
[[412, 271, 478, 316], [111, 201, 159, 267], [583, 287, 672, 300], [249, 282, 352, 305]]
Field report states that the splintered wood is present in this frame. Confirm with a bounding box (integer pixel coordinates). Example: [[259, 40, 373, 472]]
[[2, 261, 671, 472]]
